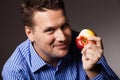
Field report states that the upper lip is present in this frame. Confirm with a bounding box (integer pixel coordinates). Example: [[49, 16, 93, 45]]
[[55, 43, 66, 46], [54, 42, 68, 48]]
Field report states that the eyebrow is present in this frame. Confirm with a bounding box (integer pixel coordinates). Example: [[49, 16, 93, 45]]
[[43, 19, 69, 31], [43, 26, 56, 32]]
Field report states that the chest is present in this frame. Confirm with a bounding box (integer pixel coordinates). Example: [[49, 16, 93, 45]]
[[28, 62, 78, 80]]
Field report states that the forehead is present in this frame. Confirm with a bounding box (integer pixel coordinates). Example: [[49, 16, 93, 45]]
[[32, 9, 66, 27]]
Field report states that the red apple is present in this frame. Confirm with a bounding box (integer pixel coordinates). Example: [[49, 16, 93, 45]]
[[76, 29, 96, 50]]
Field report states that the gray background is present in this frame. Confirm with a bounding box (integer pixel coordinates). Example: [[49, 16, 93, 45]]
[[0, 0, 120, 79]]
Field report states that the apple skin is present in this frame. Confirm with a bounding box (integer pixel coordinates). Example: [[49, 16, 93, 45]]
[[76, 29, 95, 50], [76, 36, 89, 49]]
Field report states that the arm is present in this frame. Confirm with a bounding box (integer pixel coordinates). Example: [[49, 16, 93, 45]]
[[2, 64, 29, 80], [90, 55, 119, 80], [100, 55, 119, 79], [2, 66, 26, 80]]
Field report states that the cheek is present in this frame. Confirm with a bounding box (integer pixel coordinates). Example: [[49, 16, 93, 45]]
[[40, 35, 55, 46]]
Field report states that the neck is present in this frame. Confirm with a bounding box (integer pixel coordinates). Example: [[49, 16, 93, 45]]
[[46, 58, 59, 67]]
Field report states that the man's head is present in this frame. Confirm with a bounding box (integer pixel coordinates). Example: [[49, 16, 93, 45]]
[[20, 0, 72, 64], [20, 0, 66, 27]]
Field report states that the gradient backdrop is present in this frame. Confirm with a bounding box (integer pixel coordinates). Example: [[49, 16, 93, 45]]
[[0, 0, 120, 79]]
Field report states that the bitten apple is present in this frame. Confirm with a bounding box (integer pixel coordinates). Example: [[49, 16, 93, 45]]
[[76, 29, 96, 49]]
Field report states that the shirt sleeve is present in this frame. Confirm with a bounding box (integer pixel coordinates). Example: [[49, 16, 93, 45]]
[[90, 55, 120, 80], [2, 66, 26, 80]]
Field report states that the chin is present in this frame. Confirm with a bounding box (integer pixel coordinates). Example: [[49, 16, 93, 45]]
[[58, 50, 68, 58]]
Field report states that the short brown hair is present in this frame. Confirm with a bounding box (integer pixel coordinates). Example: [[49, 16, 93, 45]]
[[20, 0, 66, 27]]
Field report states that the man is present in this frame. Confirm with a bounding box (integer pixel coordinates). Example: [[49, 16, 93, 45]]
[[2, 0, 119, 80]]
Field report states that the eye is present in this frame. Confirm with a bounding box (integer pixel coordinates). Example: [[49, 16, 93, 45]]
[[61, 23, 70, 30], [46, 29, 55, 34]]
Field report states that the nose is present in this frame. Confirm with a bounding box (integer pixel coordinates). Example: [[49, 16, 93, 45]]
[[55, 29, 66, 41]]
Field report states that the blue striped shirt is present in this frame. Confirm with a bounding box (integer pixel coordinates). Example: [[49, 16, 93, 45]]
[[2, 38, 119, 80]]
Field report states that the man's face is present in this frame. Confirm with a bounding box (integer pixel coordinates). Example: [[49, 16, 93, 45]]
[[25, 9, 72, 60]]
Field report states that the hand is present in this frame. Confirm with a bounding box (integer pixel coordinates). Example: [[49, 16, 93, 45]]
[[81, 36, 103, 71]]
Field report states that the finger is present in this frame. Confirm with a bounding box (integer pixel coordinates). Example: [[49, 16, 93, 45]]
[[82, 42, 103, 58], [81, 43, 93, 54], [88, 36, 102, 48], [85, 48, 102, 62], [88, 43, 103, 57]]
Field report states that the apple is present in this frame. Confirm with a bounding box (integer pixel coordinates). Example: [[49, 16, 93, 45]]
[[76, 29, 96, 49]]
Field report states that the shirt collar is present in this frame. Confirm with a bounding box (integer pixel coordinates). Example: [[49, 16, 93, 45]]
[[29, 42, 46, 73], [29, 40, 72, 73]]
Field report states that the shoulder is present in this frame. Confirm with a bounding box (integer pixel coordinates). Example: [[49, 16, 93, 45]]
[[68, 30, 82, 59], [70, 30, 79, 50], [2, 39, 31, 77], [71, 30, 79, 37]]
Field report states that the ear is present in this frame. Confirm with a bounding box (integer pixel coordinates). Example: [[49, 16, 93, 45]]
[[25, 26, 34, 42]]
